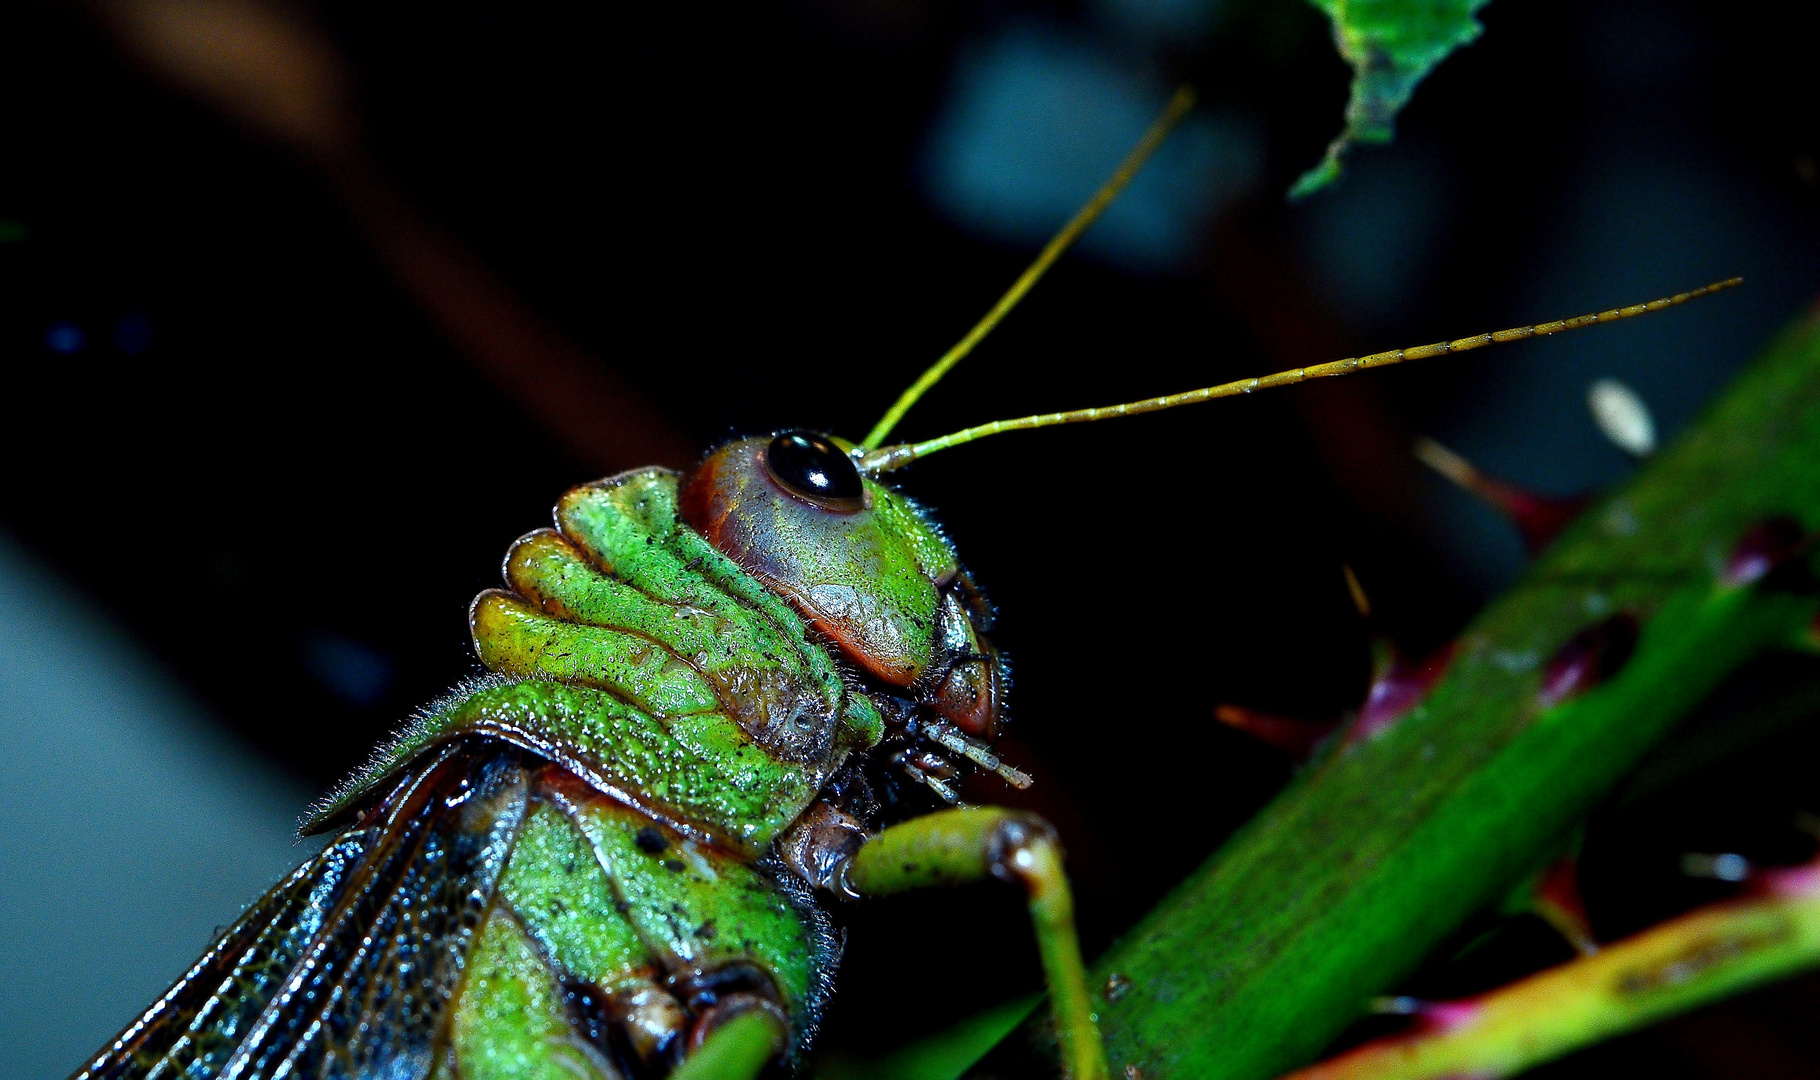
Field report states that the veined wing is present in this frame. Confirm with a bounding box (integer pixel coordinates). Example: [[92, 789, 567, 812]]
[[70, 830, 373, 1079], [72, 741, 531, 1080]]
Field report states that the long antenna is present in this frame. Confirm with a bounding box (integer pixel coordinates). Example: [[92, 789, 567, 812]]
[[859, 86, 1198, 452], [857, 278, 1742, 473]]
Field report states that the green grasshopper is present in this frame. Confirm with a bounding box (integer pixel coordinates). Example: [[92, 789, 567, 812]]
[[69, 86, 1734, 1080]]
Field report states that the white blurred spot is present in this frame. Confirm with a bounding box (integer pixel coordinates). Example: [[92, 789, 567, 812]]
[[1587, 377, 1657, 457]]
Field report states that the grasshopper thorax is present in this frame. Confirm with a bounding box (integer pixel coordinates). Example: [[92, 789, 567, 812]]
[[680, 431, 1004, 744]]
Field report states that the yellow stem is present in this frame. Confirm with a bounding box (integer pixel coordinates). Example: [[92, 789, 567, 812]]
[[1280, 862, 1820, 1080]]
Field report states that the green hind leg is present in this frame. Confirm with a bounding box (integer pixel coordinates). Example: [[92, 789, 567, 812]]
[[841, 807, 1108, 1080]]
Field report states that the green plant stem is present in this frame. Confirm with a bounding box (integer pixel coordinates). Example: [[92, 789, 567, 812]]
[[1280, 860, 1820, 1080]]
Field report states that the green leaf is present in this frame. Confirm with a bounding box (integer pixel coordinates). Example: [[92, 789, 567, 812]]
[[1291, 0, 1494, 199]]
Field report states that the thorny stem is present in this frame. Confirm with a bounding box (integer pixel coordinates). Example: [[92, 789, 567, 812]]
[[965, 312, 1820, 1080], [1279, 858, 1820, 1080]]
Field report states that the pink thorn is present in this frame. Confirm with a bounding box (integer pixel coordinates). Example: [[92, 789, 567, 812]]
[[1757, 859, 1820, 898], [1723, 517, 1809, 587], [1538, 614, 1638, 708], [1417, 1000, 1484, 1033], [1350, 644, 1456, 745], [1376, 995, 1485, 1032]]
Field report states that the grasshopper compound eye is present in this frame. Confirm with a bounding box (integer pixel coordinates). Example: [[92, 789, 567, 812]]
[[683, 433, 1026, 795], [765, 431, 864, 511], [681, 434, 953, 686]]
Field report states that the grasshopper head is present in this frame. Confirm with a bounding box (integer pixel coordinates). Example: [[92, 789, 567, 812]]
[[679, 431, 1004, 743]]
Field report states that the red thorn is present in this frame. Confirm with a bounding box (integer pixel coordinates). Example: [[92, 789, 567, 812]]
[[1487, 483, 1594, 554], [1538, 613, 1639, 708], [1349, 643, 1455, 745], [1414, 438, 1590, 552], [1531, 856, 1599, 956], [1215, 704, 1340, 762]]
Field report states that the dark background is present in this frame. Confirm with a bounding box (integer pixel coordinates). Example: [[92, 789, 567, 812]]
[[5, 0, 1820, 1075]]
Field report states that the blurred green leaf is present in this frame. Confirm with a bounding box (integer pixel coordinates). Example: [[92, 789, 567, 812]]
[[1292, 0, 1493, 199]]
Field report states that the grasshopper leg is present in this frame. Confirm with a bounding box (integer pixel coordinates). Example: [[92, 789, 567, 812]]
[[838, 806, 1108, 1080]]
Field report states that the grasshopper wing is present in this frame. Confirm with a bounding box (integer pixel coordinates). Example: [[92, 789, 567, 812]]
[[72, 740, 531, 1080]]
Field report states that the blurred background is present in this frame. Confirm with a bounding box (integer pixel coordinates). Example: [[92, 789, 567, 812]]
[[4, 0, 1820, 1076]]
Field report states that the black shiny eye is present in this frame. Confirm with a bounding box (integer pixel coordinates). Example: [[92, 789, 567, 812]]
[[765, 431, 864, 509]]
